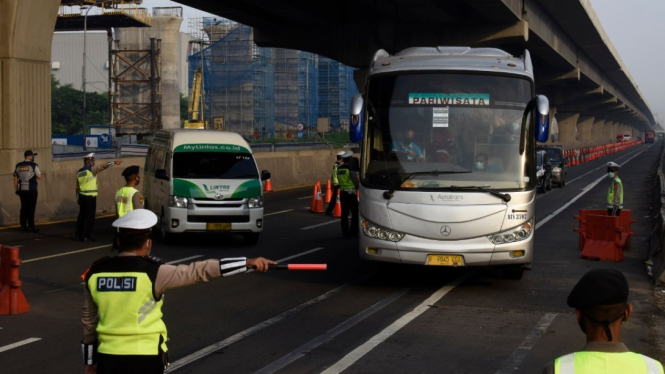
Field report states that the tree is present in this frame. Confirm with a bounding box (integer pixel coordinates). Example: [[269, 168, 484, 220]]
[[51, 75, 110, 135]]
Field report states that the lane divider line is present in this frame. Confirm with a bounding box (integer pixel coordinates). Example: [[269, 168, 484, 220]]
[[494, 313, 558, 374], [0, 338, 41, 353], [321, 272, 473, 374], [536, 143, 652, 230], [297, 196, 313, 200], [23, 245, 112, 263], [254, 288, 410, 374], [301, 221, 338, 230], [265, 209, 294, 216]]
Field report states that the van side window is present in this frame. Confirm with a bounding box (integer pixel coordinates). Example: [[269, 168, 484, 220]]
[[145, 148, 154, 174], [154, 150, 166, 172]]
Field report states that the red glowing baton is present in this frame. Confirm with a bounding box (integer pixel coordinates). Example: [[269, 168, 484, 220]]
[[269, 263, 327, 271]]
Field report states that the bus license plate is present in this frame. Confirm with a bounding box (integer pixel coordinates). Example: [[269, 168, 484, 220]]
[[426, 255, 465, 267], [206, 223, 231, 231]]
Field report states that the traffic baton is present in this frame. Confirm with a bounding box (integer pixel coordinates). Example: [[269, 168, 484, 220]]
[[269, 263, 327, 270]]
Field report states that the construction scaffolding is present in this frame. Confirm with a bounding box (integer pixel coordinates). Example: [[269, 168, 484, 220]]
[[273, 49, 318, 137], [318, 57, 358, 130]]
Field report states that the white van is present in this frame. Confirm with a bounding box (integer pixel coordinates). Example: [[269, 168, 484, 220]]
[[144, 129, 270, 244]]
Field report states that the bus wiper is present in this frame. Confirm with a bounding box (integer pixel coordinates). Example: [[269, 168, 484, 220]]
[[444, 185, 511, 203], [383, 170, 470, 200]]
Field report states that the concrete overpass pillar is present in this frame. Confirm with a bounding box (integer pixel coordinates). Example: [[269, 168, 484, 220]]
[[592, 118, 605, 143], [557, 112, 580, 144], [577, 116, 595, 142], [603, 121, 616, 142], [0, 0, 60, 173]]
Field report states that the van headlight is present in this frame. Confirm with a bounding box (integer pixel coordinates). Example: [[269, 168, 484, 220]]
[[488, 219, 533, 244], [361, 216, 404, 242], [248, 196, 263, 208], [169, 195, 189, 208]]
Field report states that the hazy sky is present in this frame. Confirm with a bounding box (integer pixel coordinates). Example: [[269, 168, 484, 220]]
[[144, 0, 664, 124]]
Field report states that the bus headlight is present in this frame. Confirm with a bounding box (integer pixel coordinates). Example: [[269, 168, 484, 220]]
[[361, 217, 404, 242], [248, 196, 263, 208], [169, 195, 189, 208], [488, 219, 533, 245]]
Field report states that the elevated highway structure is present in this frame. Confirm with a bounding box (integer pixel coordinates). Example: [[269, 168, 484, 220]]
[[176, 0, 655, 147]]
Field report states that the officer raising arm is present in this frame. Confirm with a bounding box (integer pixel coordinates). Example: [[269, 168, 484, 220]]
[[542, 269, 663, 374], [82, 209, 275, 374]]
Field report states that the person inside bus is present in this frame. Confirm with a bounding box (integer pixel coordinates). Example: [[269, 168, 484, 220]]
[[390, 128, 425, 162], [474, 153, 503, 173]]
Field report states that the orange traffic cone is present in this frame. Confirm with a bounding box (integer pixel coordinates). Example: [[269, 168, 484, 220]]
[[333, 189, 342, 218], [310, 182, 324, 213], [264, 178, 273, 192], [324, 179, 332, 203]]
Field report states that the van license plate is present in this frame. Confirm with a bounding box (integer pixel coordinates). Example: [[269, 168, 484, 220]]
[[426, 255, 465, 266], [207, 223, 231, 231]]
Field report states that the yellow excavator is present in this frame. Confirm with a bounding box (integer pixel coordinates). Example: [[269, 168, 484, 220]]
[[183, 68, 207, 129]]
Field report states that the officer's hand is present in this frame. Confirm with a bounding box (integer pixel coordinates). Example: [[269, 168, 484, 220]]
[[247, 257, 276, 273], [84, 364, 97, 374]]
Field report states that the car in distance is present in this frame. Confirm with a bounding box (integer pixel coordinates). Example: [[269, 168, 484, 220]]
[[537, 145, 567, 187]]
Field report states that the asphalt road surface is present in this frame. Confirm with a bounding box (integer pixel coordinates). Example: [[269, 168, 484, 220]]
[[1, 142, 664, 374]]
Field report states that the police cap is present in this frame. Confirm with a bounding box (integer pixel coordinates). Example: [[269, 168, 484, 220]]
[[336, 151, 346, 156], [24, 150, 37, 157], [112, 209, 157, 231], [567, 268, 629, 309], [122, 165, 140, 178], [342, 151, 354, 158], [607, 161, 620, 172], [83, 153, 95, 159]]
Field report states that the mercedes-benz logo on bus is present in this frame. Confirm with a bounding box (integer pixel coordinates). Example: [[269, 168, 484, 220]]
[[440, 226, 451, 236]]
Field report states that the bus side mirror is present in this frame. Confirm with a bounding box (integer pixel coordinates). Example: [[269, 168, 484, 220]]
[[519, 95, 550, 154], [349, 94, 364, 143], [155, 169, 169, 181], [261, 170, 271, 181]]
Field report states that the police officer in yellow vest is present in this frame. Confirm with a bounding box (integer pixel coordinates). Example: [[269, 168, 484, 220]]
[[335, 151, 359, 237], [116, 166, 144, 219], [606, 162, 623, 216], [542, 268, 663, 374], [82, 209, 275, 374], [76, 153, 123, 242], [325, 151, 345, 216]]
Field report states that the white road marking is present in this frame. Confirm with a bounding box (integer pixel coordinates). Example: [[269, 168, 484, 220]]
[[494, 313, 558, 374], [301, 220, 338, 230], [265, 209, 294, 216], [297, 196, 313, 200], [23, 245, 111, 263], [254, 289, 410, 374], [0, 338, 41, 353], [321, 272, 472, 374]]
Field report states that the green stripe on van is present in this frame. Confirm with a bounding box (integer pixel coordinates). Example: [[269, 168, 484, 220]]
[[173, 179, 207, 198], [231, 180, 262, 198], [173, 144, 250, 153]]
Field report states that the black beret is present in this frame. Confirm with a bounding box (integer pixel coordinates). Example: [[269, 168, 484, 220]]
[[567, 268, 629, 309], [122, 165, 140, 177]]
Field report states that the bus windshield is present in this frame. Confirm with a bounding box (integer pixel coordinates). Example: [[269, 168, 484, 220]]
[[362, 73, 534, 191]]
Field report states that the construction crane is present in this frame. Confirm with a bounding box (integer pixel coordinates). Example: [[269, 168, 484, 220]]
[[183, 67, 207, 129]]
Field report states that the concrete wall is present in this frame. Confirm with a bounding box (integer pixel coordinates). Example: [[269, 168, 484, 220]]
[[0, 149, 344, 226]]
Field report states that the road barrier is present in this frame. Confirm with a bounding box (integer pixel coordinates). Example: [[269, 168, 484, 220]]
[[574, 209, 636, 252], [573, 211, 636, 262], [564, 140, 642, 169], [0, 245, 30, 315]]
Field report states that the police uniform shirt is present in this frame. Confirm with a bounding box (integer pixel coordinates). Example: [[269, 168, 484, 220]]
[[541, 342, 631, 374], [82, 252, 243, 344], [14, 160, 41, 191]]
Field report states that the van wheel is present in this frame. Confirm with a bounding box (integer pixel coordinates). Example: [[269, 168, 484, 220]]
[[158, 211, 170, 241], [243, 233, 260, 245], [503, 267, 524, 280]]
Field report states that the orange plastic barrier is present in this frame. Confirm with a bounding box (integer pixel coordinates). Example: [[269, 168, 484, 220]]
[[0, 245, 30, 315], [574, 209, 636, 251]]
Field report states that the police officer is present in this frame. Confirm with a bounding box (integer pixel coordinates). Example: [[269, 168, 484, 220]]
[[325, 151, 345, 215], [542, 268, 663, 374], [606, 162, 623, 216], [13, 150, 42, 232], [76, 153, 123, 242], [115, 166, 144, 219], [81, 209, 275, 374], [335, 151, 359, 237]]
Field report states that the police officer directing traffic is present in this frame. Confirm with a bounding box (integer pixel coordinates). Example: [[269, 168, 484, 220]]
[[335, 151, 359, 237], [76, 153, 123, 242], [81, 209, 275, 374], [115, 166, 144, 219], [606, 162, 623, 216], [13, 150, 42, 232], [542, 268, 663, 374], [325, 151, 345, 216]]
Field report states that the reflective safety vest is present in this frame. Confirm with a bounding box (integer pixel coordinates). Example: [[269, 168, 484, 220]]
[[116, 186, 139, 218], [331, 162, 340, 185], [554, 351, 663, 374], [77, 166, 98, 197], [336, 165, 355, 190], [86, 256, 168, 356], [606, 177, 624, 209]]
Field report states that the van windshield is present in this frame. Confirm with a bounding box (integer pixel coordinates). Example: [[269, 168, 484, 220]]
[[173, 152, 258, 179]]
